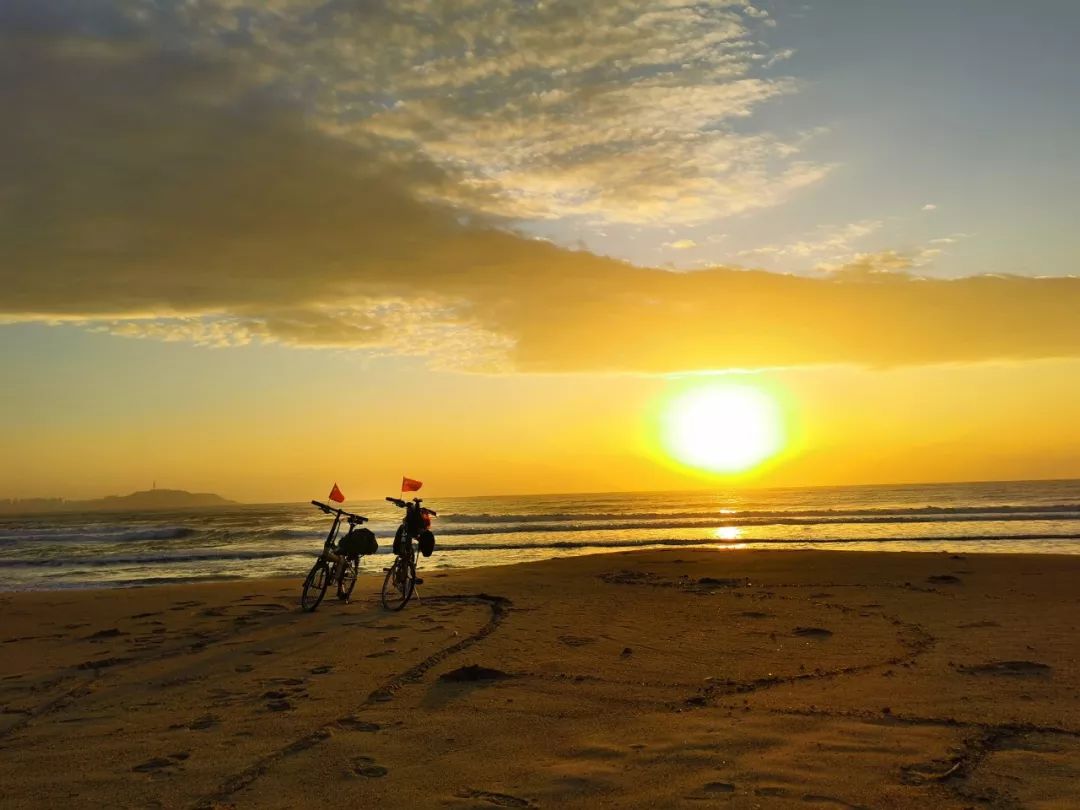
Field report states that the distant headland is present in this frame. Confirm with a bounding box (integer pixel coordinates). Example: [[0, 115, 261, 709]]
[[0, 489, 238, 515]]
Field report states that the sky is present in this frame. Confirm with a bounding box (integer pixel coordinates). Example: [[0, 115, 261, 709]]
[[1, 1, 1078, 502]]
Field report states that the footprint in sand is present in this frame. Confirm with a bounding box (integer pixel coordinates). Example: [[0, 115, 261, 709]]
[[337, 717, 380, 732], [698, 576, 749, 589], [266, 699, 293, 711], [75, 656, 133, 670], [188, 714, 220, 730], [235, 664, 254, 673], [800, 794, 868, 809], [740, 611, 772, 619], [351, 756, 389, 778], [558, 635, 597, 647], [169, 601, 205, 611], [455, 789, 531, 807], [87, 627, 128, 640], [367, 650, 395, 658], [959, 660, 1052, 677], [792, 627, 833, 639], [310, 665, 333, 675], [131, 757, 177, 773], [756, 786, 788, 797], [700, 782, 735, 794]]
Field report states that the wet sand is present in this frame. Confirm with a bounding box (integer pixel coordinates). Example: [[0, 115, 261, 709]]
[[1, 549, 1079, 809]]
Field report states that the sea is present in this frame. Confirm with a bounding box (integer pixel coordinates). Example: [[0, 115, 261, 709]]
[[1, 479, 1078, 591]]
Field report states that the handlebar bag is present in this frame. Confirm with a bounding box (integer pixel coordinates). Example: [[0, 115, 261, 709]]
[[340, 527, 378, 557], [418, 530, 436, 558], [405, 509, 427, 535]]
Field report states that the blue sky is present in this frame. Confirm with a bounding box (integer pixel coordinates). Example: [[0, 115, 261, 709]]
[[543, 0, 1080, 276]]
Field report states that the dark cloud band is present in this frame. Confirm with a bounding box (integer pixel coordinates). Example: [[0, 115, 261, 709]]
[[2, 2, 1078, 372]]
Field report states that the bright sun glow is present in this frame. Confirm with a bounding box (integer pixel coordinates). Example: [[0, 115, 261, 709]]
[[661, 382, 784, 474]]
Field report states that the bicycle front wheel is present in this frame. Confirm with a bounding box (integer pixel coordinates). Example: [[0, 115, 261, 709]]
[[380, 556, 414, 611], [337, 557, 359, 602], [301, 559, 331, 612]]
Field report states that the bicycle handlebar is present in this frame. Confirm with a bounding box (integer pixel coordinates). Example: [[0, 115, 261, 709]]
[[310, 500, 367, 523], [385, 497, 437, 517]]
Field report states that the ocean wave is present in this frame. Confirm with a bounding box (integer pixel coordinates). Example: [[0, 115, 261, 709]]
[[268, 528, 325, 539], [438, 504, 1080, 524], [435, 512, 1080, 535], [0, 526, 197, 544], [433, 533, 1080, 552], [0, 548, 308, 568]]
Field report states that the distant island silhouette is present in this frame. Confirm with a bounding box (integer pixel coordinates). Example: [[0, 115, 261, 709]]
[[0, 489, 237, 515]]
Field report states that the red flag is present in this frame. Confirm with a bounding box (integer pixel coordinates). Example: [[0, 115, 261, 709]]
[[328, 483, 345, 503], [401, 476, 423, 493]]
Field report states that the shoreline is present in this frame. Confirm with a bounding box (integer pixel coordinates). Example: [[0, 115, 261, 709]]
[[3, 548, 1079, 807], [6, 541, 1080, 595]]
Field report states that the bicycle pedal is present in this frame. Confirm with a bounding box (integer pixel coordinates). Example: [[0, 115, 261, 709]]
[[413, 577, 424, 585]]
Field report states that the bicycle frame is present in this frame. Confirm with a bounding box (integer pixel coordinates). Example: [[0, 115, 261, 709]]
[[321, 511, 345, 567], [381, 496, 435, 610], [303, 500, 368, 612]]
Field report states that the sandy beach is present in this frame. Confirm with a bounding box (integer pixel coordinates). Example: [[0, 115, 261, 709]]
[[2, 549, 1079, 809]]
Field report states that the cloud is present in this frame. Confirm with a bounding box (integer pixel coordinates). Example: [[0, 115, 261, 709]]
[[929, 233, 972, 246], [739, 220, 883, 260], [922, 203, 938, 211], [816, 250, 921, 278], [2, 2, 1079, 374], [664, 239, 698, 250], [146, 0, 830, 226]]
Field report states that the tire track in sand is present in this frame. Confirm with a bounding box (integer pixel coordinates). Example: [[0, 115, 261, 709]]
[[193, 593, 512, 809]]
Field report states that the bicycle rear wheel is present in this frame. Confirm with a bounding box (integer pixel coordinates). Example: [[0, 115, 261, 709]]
[[380, 556, 414, 611], [301, 559, 331, 612], [337, 557, 359, 602]]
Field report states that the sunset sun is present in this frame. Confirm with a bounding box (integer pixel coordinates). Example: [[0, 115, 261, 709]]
[[661, 382, 784, 474]]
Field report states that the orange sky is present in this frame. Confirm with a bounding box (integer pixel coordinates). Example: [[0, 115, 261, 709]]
[[3, 331, 1077, 502]]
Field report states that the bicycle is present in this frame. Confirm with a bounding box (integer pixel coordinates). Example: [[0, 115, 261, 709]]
[[380, 496, 437, 611], [301, 500, 374, 612]]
